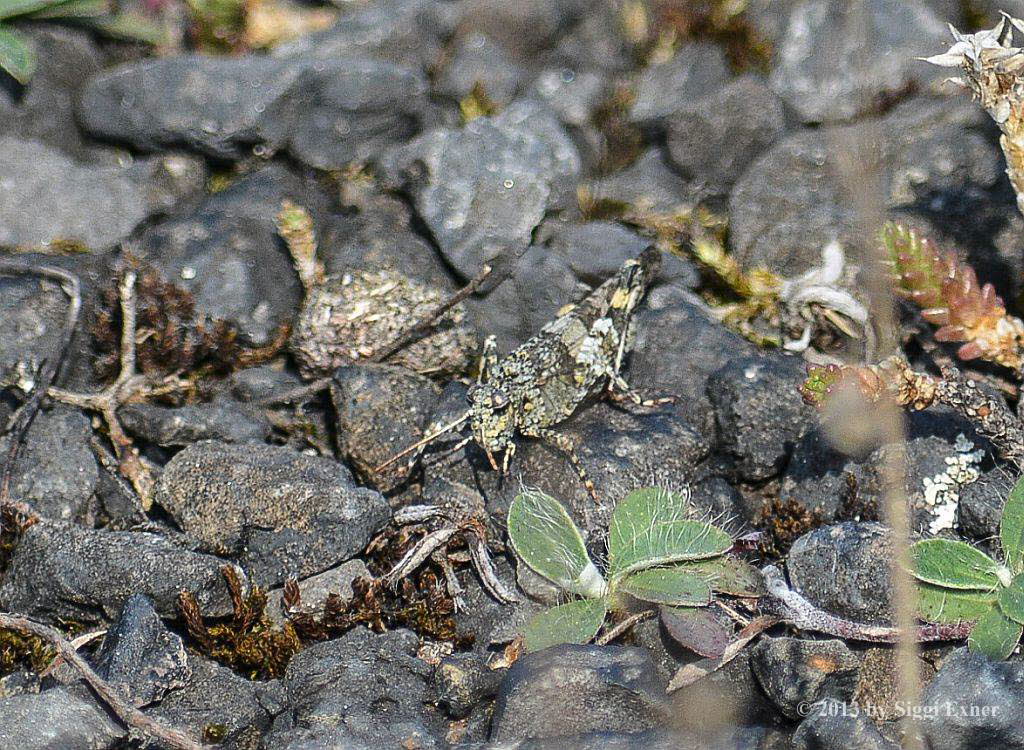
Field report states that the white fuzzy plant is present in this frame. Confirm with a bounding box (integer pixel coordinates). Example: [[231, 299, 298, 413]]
[[507, 486, 739, 652]]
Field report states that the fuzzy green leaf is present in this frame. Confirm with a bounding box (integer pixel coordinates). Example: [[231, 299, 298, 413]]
[[619, 567, 713, 606], [916, 582, 997, 624], [1002, 476, 1024, 575], [522, 598, 608, 653], [607, 488, 732, 580], [0, 25, 33, 83], [998, 573, 1024, 625], [909, 539, 1003, 590], [508, 490, 606, 597], [968, 607, 1022, 661], [684, 556, 765, 597], [25, 0, 107, 18], [0, 0, 57, 20], [660, 605, 732, 658]]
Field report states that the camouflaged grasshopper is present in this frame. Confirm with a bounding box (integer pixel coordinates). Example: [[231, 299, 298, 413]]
[[375, 247, 667, 498]]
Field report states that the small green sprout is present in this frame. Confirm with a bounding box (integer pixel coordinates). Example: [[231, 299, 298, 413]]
[[507, 487, 752, 652], [908, 475, 1024, 660]]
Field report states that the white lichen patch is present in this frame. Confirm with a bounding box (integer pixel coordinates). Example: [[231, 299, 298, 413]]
[[921, 433, 985, 535]]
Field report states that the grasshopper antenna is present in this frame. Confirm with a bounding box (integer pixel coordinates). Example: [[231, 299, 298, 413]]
[[374, 411, 471, 473]]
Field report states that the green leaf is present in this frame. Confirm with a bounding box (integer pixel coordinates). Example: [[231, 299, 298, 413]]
[[607, 487, 732, 580], [618, 567, 712, 606], [909, 539, 1003, 591], [916, 582, 997, 624], [82, 10, 166, 44], [1002, 476, 1024, 574], [684, 556, 765, 597], [998, 573, 1024, 625], [968, 607, 1022, 661], [0, 0, 58, 21], [507, 490, 606, 597], [26, 0, 107, 19], [522, 598, 608, 653], [0, 25, 33, 84]]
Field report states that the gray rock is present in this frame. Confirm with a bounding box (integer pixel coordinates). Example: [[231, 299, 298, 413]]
[[630, 43, 730, 126], [79, 55, 429, 168], [149, 655, 274, 749], [666, 75, 788, 192], [450, 0, 589, 59], [119, 398, 270, 447], [265, 559, 370, 627], [664, 647, 778, 728], [526, 68, 607, 129], [0, 685, 124, 749], [0, 27, 109, 161], [582, 147, 702, 215], [256, 57, 429, 170], [330, 364, 441, 492], [268, 627, 445, 749], [93, 594, 191, 708], [433, 652, 503, 719], [792, 699, 898, 750], [543, 3, 636, 73], [786, 522, 894, 625], [271, 0, 456, 71], [0, 519, 236, 622], [379, 101, 580, 282], [137, 164, 320, 345], [319, 185, 457, 291], [707, 353, 815, 481], [0, 405, 98, 521], [434, 32, 524, 105], [490, 644, 669, 742], [503, 727, 775, 750], [751, 637, 862, 719], [780, 407, 989, 526], [730, 98, 1001, 276], [152, 440, 389, 586], [958, 472, 1013, 543], [913, 648, 1024, 750], [769, 0, 948, 124], [0, 137, 203, 250], [627, 293, 757, 436], [229, 365, 304, 403]]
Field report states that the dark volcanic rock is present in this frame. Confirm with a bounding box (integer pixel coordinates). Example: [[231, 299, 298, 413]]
[[627, 292, 757, 436], [119, 397, 271, 447], [0, 519, 236, 622], [0, 28, 107, 161], [93, 594, 191, 708], [379, 100, 580, 282], [730, 98, 1002, 277], [136, 164, 321, 345], [769, 0, 947, 124], [913, 648, 1024, 750], [149, 655, 275, 749], [0, 137, 204, 250], [0, 685, 124, 749], [792, 699, 898, 750], [707, 353, 814, 481], [751, 637, 862, 720], [433, 32, 524, 105], [266, 627, 445, 749], [666, 75, 788, 193], [0, 405, 98, 521], [78, 55, 429, 167], [152, 440, 389, 586], [433, 652, 503, 720], [786, 522, 894, 626], [330, 364, 442, 492], [629, 43, 730, 126], [583, 147, 700, 213], [490, 644, 669, 742]]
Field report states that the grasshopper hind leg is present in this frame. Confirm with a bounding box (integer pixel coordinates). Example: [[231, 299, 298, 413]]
[[528, 427, 599, 502], [606, 373, 675, 410]]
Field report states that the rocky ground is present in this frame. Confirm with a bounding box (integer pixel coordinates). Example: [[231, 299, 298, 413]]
[[3, 1, 1024, 749]]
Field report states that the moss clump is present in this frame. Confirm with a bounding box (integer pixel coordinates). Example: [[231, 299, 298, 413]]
[[0, 627, 53, 678], [179, 566, 302, 680], [91, 262, 288, 385], [643, 0, 773, 73], [755, 497, 824, 559]]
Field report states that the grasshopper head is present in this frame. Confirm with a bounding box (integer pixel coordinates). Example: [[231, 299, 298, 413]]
[[466, 383, 515, 456]]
